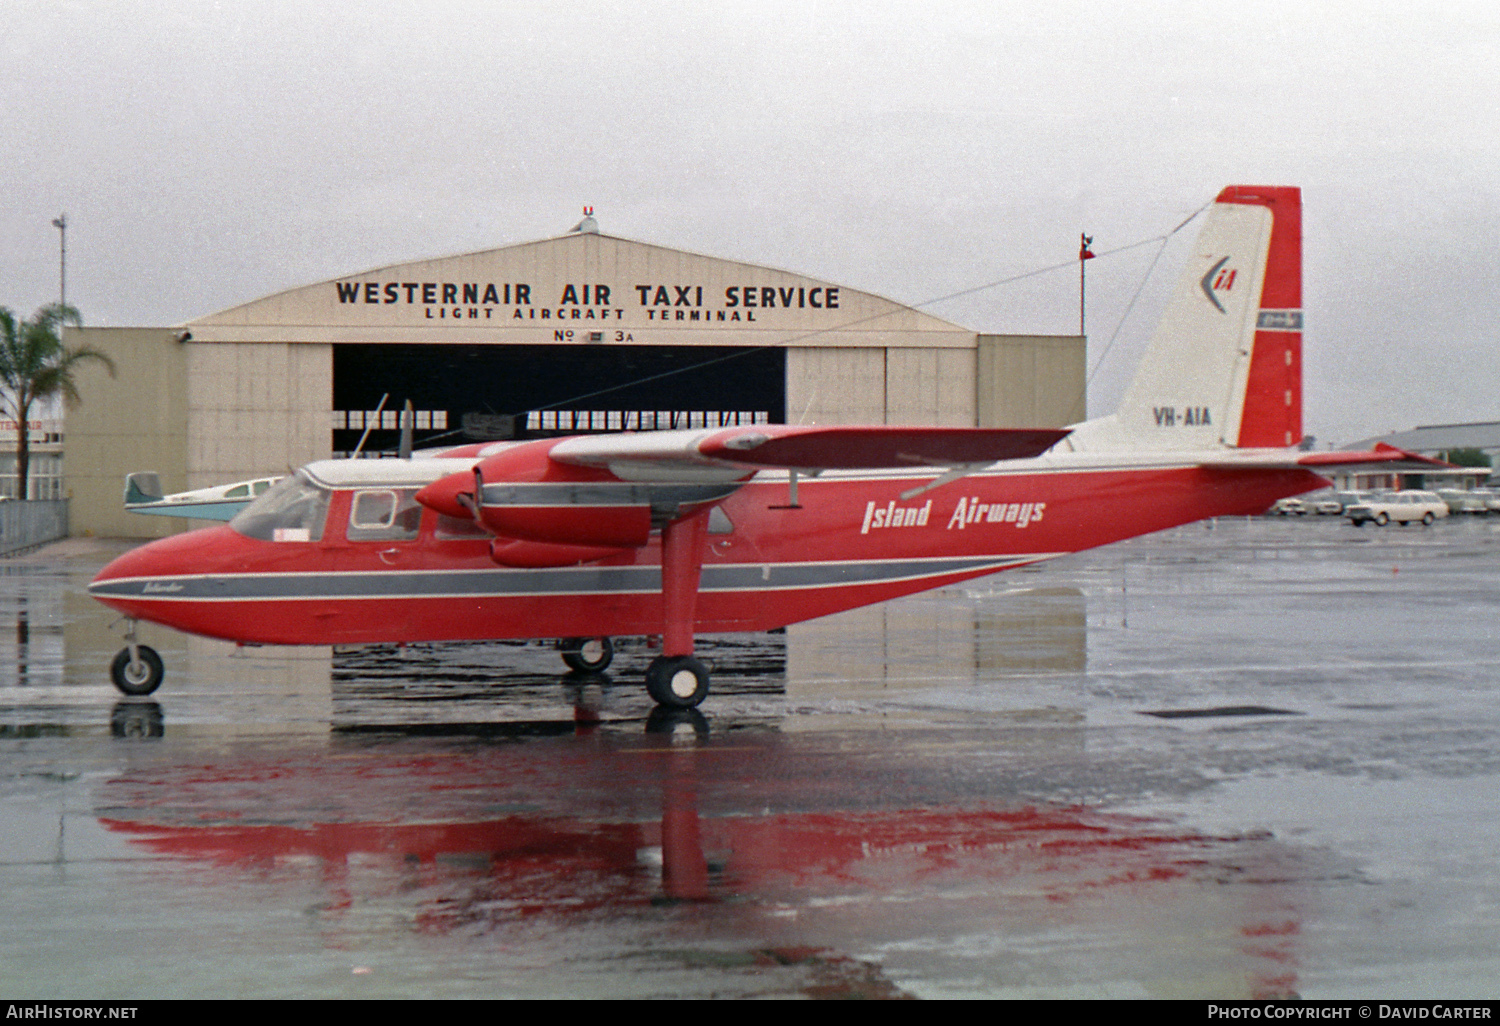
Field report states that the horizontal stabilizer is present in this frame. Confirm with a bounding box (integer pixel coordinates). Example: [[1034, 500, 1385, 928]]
[[1200, 443, 1455, 473], [1297, 443, 1456, 472]]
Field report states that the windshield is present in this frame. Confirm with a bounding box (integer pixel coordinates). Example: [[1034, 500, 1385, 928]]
[[229, 471, 331, 542]]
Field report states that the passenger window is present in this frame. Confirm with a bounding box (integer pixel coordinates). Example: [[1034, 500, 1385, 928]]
[[225, 484, 250, 499], [347, 489, 422, 541]]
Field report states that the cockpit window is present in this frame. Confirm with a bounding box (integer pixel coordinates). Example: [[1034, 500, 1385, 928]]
[[229, 472, 331, 542]]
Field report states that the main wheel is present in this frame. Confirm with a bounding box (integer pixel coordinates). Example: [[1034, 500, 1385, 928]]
[[559, 636, 614, 673], [110, 645, 164, 696], [645, 655, 710, 709]]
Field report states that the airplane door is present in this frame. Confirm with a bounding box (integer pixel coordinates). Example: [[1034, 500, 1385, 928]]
[[328, 488, 426, 641]]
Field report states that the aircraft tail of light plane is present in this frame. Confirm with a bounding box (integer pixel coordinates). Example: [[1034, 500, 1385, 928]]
[[90, 186, 1444, 707]]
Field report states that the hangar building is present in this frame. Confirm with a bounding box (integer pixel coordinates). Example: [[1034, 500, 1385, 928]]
[[65, 218, 1084, 538]]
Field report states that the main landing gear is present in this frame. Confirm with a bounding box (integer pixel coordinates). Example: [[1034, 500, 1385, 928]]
[[644, 655, 711, 708], [559, 509, 718, 711], [109, 621, 164, 696], [557, 640, 713, 709]]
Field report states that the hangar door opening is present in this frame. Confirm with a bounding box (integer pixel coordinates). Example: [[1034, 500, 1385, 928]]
[[332, 343, 786, 454]]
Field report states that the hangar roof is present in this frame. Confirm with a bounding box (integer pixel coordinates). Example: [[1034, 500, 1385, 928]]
[[187, 231, 973, 350], [1344, 421, 1500, 454]]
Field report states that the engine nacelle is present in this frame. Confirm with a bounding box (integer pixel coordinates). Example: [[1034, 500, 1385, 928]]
[[414, 437, 743, 549], [489, 538, 630, 568], [473, 438, 654, 548]]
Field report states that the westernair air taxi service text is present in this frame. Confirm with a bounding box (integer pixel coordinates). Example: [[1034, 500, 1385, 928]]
[[333, 279, 841, 323]]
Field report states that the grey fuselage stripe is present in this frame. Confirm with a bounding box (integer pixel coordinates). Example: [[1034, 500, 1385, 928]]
[[89, 554, 1052, 602]]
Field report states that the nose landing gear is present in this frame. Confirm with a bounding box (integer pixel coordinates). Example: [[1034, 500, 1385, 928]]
[[109, 620, 164, 696], [558, 636, 615, 673]]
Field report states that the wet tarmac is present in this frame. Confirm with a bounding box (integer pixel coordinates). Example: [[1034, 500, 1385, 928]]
[[3, 516, 1500, 999]]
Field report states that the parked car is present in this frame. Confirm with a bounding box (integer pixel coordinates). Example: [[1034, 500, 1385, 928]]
[[1269, 497, 1310, 515], [1437, 490, 1486, 514], [1298, 489, 1362, 515], [1345, 491, 1449, 527], [1438, 488, 1500, 515]]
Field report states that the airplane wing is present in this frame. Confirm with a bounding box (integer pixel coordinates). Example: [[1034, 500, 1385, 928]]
[[548, 424, 1071, 481], [414, 425, 1072, 562]]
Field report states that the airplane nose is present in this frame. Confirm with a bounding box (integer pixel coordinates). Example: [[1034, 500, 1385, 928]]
[[89, 527, 241, 609]]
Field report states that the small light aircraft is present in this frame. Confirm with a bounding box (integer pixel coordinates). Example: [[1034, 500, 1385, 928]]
[[124, 471, 282, 521], [90, 186, 1440, 708]]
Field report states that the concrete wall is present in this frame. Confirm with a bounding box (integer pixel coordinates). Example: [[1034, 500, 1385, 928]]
[[64, 328, 190, 539], [976, 334, 1086, 429], [186, 342, 331, 490]]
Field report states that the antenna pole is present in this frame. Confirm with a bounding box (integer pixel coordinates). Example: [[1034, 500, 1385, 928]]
[[51, 214, 67, 309], [1078, 232, 1094, 337]]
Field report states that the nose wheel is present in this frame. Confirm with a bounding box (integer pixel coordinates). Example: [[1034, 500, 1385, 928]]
[[110, 645, 164, 696], [559, 636, 614, 673]]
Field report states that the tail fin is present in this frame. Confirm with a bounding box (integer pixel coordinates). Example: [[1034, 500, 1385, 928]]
[[123, 472, 163, 506], [1068, 185, 1302, 451]]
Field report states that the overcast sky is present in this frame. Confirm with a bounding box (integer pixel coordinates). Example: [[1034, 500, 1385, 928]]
[[4, 0, 1497, 444]]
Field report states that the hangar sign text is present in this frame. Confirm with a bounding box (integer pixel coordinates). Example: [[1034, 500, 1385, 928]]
[[332, 280, 842, 324]]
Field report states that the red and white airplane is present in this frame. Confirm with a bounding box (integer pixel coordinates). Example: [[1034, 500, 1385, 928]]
[[90, 186, 1436, 708]]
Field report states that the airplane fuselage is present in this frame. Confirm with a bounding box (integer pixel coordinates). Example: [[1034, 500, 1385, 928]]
[[89, 453, 1325, 647]]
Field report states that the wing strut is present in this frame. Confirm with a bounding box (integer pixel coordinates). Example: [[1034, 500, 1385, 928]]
[[646, 509, 714, 708], [661, 510, 708, 658]]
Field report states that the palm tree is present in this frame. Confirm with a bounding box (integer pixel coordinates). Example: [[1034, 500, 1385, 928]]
[[0, 303, 115, 500]]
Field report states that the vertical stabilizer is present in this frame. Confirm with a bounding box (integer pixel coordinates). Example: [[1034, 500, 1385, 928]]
[[1068, 186, 1302, 451]]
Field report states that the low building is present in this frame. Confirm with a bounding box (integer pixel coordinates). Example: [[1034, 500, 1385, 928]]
[[0, 418, 66, 500], [1336, 421, 1498, 491]]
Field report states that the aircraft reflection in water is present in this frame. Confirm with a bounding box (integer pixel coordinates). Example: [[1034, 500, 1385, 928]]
[[95, 721, 1310, 999], [89, 185, 1443, 710]]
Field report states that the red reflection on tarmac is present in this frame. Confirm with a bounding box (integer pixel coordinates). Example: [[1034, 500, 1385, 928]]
[[95, 728, 1305, 998]]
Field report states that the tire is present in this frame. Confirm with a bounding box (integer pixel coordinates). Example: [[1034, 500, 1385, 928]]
[[1422, 512, 1435, 526], [645, 655, 711, 709], [110, 645, 164, 696], [1375, 513, 1389, 526], [560, 636, 614, 673]]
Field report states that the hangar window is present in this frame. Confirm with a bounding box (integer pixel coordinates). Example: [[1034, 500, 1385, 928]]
[[347, 489, 423, 541]]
